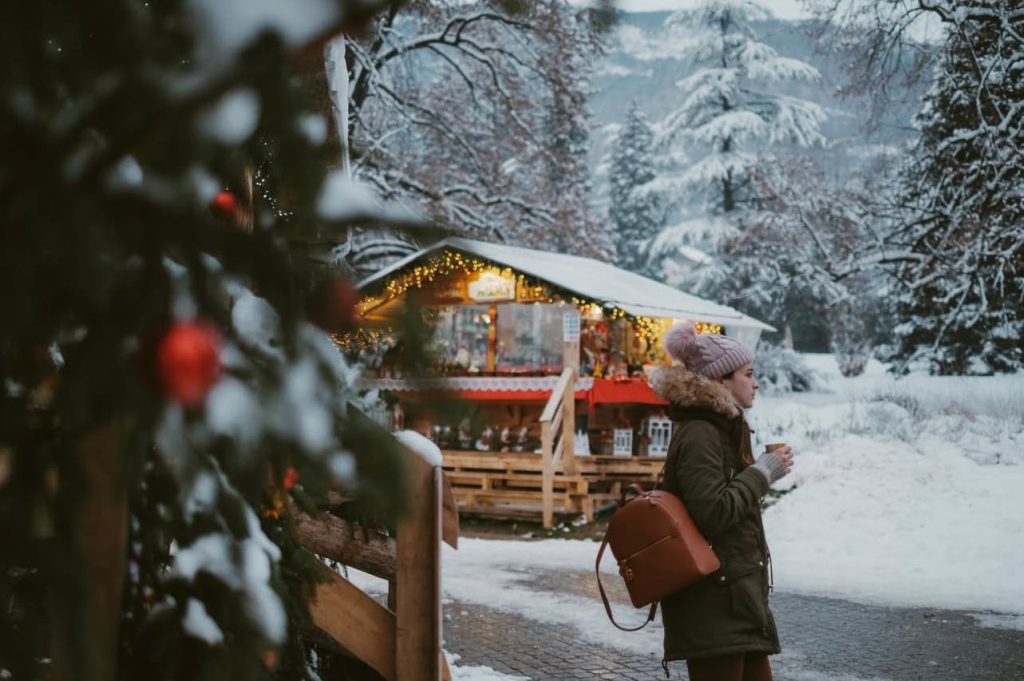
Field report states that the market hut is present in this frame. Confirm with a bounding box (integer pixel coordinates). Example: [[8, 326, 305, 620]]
[[353, 237, 773, 527]]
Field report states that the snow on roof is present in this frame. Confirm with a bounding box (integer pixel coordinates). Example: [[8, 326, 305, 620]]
[[358, 237, 775, 332]]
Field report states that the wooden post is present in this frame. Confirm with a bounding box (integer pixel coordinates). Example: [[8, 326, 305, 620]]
[[563, 339, 580, 375], [562, 341, 579, 476], [541, 421, 554, 529], [311, 571, 397, 681], [486, 303, 498, 373], [562, 369, 577, 476], [53, 420, 127, 681], [396, 452, 443, 680]]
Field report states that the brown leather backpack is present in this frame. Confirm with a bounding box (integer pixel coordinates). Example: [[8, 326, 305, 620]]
[[595, 484, 720, 631]]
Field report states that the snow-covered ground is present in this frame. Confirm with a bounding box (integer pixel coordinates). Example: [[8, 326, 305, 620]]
[[748, 354, 1024, 619], [352, 358, 1024, 678]]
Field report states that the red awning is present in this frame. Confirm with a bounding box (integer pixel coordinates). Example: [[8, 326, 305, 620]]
[[390, 389, 590, 402], [587, 378, 668, 407]]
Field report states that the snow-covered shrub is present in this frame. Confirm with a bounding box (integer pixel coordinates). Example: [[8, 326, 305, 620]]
[[861, 401, 919, 442], [869, 388, 925, 422], [754, 342, 822, 394], [867, 376, 1024, 424]]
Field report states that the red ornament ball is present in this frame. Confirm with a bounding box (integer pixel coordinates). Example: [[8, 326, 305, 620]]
[[208, 190, 238, 221], [283, 467, 300, 491], [157, 322, 222, 406]]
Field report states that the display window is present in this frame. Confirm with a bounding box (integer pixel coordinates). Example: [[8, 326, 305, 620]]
[[495, 303, 565, 372], [431, 305, 491, 372]]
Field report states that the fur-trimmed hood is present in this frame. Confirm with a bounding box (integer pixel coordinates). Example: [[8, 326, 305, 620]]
[[649, 364, 741, 418]]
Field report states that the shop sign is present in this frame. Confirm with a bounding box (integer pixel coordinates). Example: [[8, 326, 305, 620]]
[[467, 270, 516, 302]]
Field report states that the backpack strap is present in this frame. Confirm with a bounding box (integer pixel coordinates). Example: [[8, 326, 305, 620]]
[[595, 536, 658, 632]]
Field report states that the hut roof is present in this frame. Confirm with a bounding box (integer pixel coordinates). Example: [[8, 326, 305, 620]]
[[358, 237, 774, 332]]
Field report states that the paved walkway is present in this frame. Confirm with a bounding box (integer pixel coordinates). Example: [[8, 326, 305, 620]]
[[443, 568, 1024, 681]]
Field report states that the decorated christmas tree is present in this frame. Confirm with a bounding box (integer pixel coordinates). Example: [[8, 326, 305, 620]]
[[0, 1, 417, 680]]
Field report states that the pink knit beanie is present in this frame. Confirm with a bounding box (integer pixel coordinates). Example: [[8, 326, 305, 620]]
[[662, 322, 754, 378]]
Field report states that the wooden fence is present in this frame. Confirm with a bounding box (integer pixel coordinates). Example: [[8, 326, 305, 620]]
[[296, 441, 459, 680]]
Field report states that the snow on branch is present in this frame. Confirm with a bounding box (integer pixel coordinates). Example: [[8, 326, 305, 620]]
[[688, 110, 770, 145], [746, 56, 822, 83]]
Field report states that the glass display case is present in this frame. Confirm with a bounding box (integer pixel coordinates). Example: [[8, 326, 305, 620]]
[[431, 305, 491, 372], [495, 303, 564, 372]]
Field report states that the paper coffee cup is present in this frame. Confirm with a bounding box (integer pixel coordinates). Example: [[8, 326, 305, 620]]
[[765, 442, 787, 453]]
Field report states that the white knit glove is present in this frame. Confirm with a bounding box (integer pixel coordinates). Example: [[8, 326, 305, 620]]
[[752, 451, 790, 484]]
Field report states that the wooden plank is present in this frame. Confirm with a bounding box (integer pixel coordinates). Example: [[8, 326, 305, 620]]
[[311, 571, 396, 681], [581, 496, 594, 523], [550, 437, 565, 471], [290, 501, 397, 581], [549, 403, 564, 442], [562, 367, 577, 475], [447, 478, 583, 494], [396, 453, 443, 681], [446, 471, 587, 484], [450, 489, 575, 504], [442, 452, 544, 473], [443, 451, 667, 468], [539, 368, 573, 422], [541, 421, 554, 529], [444, 452, 662, 478]]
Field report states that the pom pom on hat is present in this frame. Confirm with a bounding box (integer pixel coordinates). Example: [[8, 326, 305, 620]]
[[663, 321, 697, 362]]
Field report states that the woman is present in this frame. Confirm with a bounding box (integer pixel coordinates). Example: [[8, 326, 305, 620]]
[[650, 322, 794, 681]]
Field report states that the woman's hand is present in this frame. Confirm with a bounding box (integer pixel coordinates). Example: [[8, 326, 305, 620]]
[[752, 445, 794, 484], [774, 445, 795, 474]]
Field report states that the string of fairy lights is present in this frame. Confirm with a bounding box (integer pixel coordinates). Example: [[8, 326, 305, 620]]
[[331, 328, 396, 354], [343, 250, 724, 354]]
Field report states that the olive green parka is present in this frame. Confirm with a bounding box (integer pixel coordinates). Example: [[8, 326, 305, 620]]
[[650, 365, 781, 663]]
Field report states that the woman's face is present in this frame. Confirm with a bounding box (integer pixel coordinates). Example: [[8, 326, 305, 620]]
[[720, 362, 758, 409]]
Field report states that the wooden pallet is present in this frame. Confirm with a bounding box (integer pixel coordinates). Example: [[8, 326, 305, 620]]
[[441, 450, 662, 524]]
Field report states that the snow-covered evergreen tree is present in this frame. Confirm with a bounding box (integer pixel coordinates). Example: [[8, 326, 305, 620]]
[[0, 3, 411, 680], [608, 100, 666, 274], [650, 0, 826, 307], [536, 1, 615, 258], [888, 0, 1024, 373]]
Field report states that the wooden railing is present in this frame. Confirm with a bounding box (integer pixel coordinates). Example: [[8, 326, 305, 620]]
[[295, 440, 459, 680], [539, 364, 577, 529]]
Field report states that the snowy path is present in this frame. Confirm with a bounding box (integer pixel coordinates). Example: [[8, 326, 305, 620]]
[[347, 538, 1024, 680], [438, 566, 1024, 680]]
